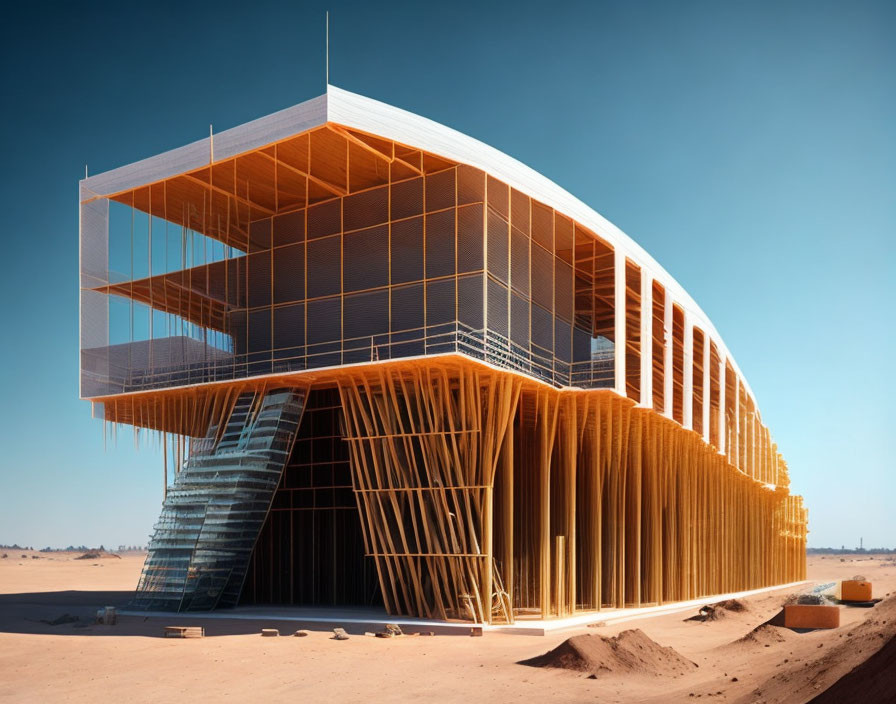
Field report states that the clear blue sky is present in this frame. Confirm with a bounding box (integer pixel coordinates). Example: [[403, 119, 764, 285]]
[[0, 0, 892, 549]]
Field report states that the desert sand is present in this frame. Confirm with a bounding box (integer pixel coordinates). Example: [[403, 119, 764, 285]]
[[0, 551, 893, 703]]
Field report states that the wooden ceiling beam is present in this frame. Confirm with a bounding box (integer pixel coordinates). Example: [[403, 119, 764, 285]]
[[329, 125, 392, 164], [256, 150, 346, 198], [182, 173, 275, 216]]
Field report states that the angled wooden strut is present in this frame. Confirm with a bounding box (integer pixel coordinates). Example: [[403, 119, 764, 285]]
[[337, 362, 521, 623], [330, 359, 806, 625]]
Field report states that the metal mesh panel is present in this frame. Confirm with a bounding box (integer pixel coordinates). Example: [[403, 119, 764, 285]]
[[457, 273, 483, 330], [390, 216, 424, 284], [391, 283, 424, 332], [273, 210, 305, 247], [273, 303, 305, 356], [510, 291, 530, 348], [344, 225, 388, 291], [343, 184, 389, 232], [554, 259, 573, 322], [531, 302, 553, 354], [425, 168, 456, 212], [510, 226, 530, 297], [247, 251, 272, 308], [248, 308, 272, 354], [486, 175, 509, 218], [273, 243, 305, 304], [80, 288, 110, 397], [306, 236, 341, 298], [80, 197, 109, 288], [486, 208, 508, 283], [457, 203, 484, 273], [425, 210, 455, 279], [531, 241, 553, 311], [531, 201, 553, 251], [573, 325, 591, 362], [249, 218, 272, 253], [307, 199, 341, 239], [555, 317, 572, 363], [554, 213, 574, 264], [487, 277, 508, 337], [510, 188, 530, 235], [390, 177, 424, 220], [457, 165, 485, 205], [344, 289, 389, 339], [426, 278, 456, 327], [307, 296, 341, 345]]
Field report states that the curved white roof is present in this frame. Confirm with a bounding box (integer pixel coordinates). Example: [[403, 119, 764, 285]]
[[80, 84, 757, 406]]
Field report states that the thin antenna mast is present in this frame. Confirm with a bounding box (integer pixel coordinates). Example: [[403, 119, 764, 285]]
[[326, 11, 330, 86]]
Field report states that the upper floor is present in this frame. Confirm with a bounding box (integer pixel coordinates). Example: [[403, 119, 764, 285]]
[[80, 86, 784, 483]]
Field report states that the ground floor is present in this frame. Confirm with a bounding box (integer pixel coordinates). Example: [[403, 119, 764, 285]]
[[103, 357, 806, 623]]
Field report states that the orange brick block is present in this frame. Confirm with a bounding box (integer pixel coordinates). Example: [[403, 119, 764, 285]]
[[783, 604, 840, 629], [840, 580, 872, 602]]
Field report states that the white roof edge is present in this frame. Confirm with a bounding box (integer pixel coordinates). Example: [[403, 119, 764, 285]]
[[79, 94, 329, 200], [325, 85, 756, 405], [78, 84, 757, 407]]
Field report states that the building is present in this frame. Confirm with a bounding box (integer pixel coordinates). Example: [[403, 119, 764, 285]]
[[79, 86, 807, 623]]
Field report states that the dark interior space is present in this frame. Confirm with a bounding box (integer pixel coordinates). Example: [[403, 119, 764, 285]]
[[240, 387, 382, 607]]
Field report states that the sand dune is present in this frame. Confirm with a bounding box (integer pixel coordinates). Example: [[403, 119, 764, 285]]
[[0, 552, 894, 703]]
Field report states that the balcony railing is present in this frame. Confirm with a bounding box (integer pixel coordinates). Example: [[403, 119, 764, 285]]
[[82, 322, 615, 396]]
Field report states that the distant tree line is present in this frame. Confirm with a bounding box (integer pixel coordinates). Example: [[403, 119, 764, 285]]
[[0, 544, 146, 552], [808, 546, 894, 554]]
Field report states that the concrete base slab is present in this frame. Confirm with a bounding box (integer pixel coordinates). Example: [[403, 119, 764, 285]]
[[118, 580, 809, 637]]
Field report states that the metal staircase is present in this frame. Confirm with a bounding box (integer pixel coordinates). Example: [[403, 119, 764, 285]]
[[131, 388, 307, 611]]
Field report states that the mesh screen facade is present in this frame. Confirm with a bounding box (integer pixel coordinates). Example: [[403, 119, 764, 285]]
[[80, 150, 618, 398], [81, 87, 806, 622]]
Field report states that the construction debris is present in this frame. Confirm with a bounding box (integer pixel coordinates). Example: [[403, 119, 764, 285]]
[[375, 623, 403, 638], [685, 599, 748, 622], [40, 613, 79, 626], [261, 628, 279, 637], [841, 579, 873, 603], [164, 626, 204, 638], [95, 606, 117, 625], [783, 604, 840, 629], [332, 628, 349, 640]]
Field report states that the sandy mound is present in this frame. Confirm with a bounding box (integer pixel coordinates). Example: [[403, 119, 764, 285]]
[[520, 628, 697, 678], [735, 623, 796, 647], [743, 595, 896, 703], [686, 598, 749, 622], [810, 633, 896, 703], [74, 551, 121, 560]]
